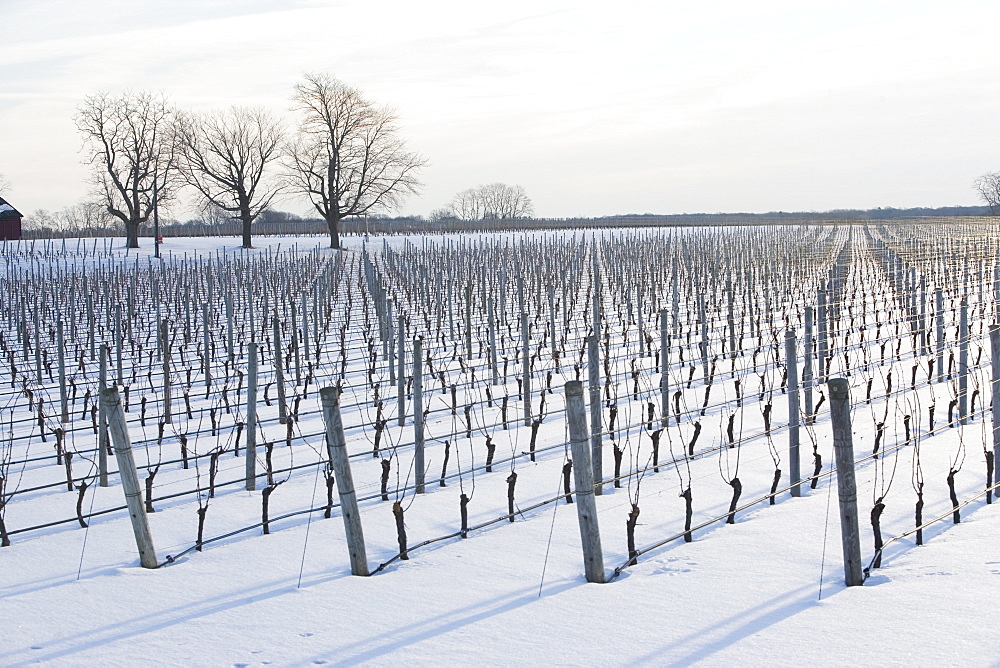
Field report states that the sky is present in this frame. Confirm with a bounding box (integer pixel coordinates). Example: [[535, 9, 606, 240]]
[[2, 0, 1000, 219]]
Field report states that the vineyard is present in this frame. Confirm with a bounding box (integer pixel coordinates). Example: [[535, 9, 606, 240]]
[[4, 223, 1000, 664]]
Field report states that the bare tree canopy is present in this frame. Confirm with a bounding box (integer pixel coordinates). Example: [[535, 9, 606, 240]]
[[75, 91, 180, 248], [0, 172, 10, 193], [177, 106, 285, 248], [974, 171, 1000, 215], [449, 182, 534, 221], [288, 73, 425, 248]]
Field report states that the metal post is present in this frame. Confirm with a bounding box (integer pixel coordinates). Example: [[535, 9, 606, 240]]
[[397, 315, 406, 427], [413, 337, 425, 494], [785, 331, 801, 496], [101, 387, 158, 568], [959, 296, 969, 424], [488, 297, 498, 385], [804, 306, 814, 424], [161, 319, 171, 425], [57, 320, 68, 423], [273, 315, 287, 424], [660, 308, 669, 427], [246, 342, 258, 491], [522, 312, 531, 427], [98, 343, 109, 487], [565, 380, 606, 584], [828, 378, 863, 586], [991, 325, 1000, 489], [935, 287, 944, 382], [203, 303, 211, 390], [588, 334, 603, 495], [818, 289, 829, 383], [320, 387, 369, 576]]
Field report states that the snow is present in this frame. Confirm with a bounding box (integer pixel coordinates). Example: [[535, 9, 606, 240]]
[[3, 228, 1000, 666]]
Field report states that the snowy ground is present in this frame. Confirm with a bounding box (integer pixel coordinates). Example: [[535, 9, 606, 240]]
[[3, 229, 1000, 666]]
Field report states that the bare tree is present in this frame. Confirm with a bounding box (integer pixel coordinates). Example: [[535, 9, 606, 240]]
[[0, 173, 11, 193], [75, 91, 181, 248], [449, 183, 533, 221], [177, 106, 285, 249], [288, 73, 425, 249], [974, 172, 1000, 215]]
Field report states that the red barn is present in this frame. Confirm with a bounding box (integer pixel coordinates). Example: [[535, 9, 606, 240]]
[[0, 197, 22, 240]]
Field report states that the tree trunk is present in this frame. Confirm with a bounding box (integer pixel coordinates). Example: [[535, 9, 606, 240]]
[[125, 220, 140, 249], [241, 204, 253, 249], [327, 212, 341, 249]]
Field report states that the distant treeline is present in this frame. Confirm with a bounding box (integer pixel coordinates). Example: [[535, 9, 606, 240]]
[[19, 204, 994, 240]]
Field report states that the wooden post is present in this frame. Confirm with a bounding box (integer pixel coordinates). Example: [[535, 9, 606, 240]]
[[246, 342, 258, 491], [522, 312, 531, 427], [320, 387, 369, 576], [785, 330, 801, 497], [587, 334, 603, 495], [98, 343, 109, 488], [991, 325, 1000, 489], [101, 386, 158, 569], [959, 296, 969, 424], [161, 319, 171, 425], [57, 320, 68, 423], [273, 315, 288, 424], [302, 294, 311, 372], [565, 380, 606, 584], [828, 377, 863, 586], [413, 337, 425, 494]]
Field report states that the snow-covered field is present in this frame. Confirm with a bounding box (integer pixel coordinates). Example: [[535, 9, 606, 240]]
[[3, 226, 1000, 666]]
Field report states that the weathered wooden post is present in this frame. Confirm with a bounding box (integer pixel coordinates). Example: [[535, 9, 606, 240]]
[[991, 325, 1000, 489], [959, 296, 969, 424], [828, 377, 863, 586], [246, 342, 258, 491], [413, 336, 425, 494], [320, 387, 369, 576], [785, 330, 801, 497], [565, 380, 606, 584], [588, 334, 603, 495], [101, 386, 158, 569], [98, 343, 109, 487]]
